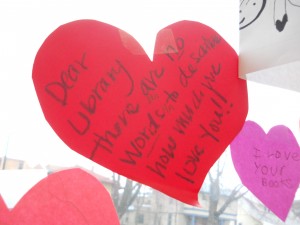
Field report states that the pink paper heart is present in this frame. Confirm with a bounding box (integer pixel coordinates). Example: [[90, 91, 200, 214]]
[[0, 168, 119, 225], [230, 120, 300, 221]]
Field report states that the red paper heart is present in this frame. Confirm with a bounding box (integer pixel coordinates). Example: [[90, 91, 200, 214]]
[[0, 169, 119, 225], [230, 121, 300, 221], [33, 20, 248, 205]]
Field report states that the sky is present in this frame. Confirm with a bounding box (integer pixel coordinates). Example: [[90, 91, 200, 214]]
[[0, 0, 299, 189]]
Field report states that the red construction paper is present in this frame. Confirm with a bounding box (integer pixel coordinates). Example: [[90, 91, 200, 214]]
[[0, 169, 119, 225], [0, 195, 9, 225], [230, 121, 300, 221], [33, 20, 248, 206]]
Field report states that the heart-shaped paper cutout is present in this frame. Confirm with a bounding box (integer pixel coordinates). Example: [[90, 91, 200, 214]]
[[33, 20, 248, 205], [0, 168, 119, 225], [230, 121, 300, 221]]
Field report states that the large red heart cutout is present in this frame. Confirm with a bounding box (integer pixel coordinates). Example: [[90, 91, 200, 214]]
[[33, 20, 248, 205], [0, 169, 119, 225]]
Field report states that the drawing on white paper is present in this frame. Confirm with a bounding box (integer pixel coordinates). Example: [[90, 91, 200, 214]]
[[240, 0, 300, 32], [240, 0, 267, 30], [274, 0, 300, 31]]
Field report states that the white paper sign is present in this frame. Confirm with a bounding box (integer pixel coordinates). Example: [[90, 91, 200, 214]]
[[239, 0, 300, 92]]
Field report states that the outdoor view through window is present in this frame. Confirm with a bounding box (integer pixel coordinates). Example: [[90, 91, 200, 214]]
[[0, 1, 300, 225]]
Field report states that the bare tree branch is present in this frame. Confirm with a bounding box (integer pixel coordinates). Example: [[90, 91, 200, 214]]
[[209, 172, 213, 183], [127, 183, 142, 208], [111, 173, 143, 219], [216, 185, 247, 217], [207, 158, 247, 225]]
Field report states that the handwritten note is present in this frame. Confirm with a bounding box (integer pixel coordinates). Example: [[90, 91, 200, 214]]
[[33, 20, 248, 205], [230, 121, 300, 221], [239, 0, 300, 92], [0, 169, 119, 225]]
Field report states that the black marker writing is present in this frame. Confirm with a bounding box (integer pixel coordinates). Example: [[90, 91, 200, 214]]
[[90, 103, 139, 157], [140, 68, 165, 96], [119, 113, 160, 165], [45, 53, 88, 106], [146, 136, 176, 178], [175, 145, 205, 184]]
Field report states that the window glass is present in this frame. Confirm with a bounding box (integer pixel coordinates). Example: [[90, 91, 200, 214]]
[[0, 1, 299, 225]]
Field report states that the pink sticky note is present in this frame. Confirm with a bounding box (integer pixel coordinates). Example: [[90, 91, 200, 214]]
[[0, 168, 119, 225], [230, 120, 300, 221]]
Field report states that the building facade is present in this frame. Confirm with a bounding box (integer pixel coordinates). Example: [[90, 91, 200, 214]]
[[121, 188, 238, 225]]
